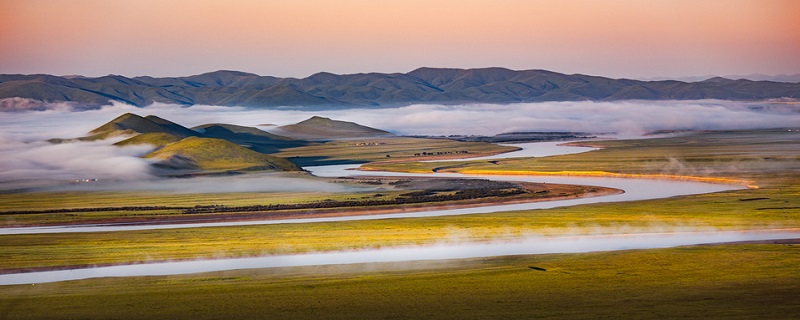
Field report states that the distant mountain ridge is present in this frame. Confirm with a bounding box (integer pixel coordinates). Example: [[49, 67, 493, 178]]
[[2, 68, 799, 110], [641, 73, 800, 83]]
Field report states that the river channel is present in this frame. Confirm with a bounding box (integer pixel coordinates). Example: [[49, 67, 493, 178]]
[[3, 142, 795, 285], [0, 143, 737, 235]]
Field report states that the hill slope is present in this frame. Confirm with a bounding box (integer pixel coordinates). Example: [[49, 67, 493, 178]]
[[2, 68, 798, 109], [276, 116, 394, 140], [193, 123, 307, 154], [144, 137, 301, 172], [87, 113, 200, 140], [50, 113, 306, 173], [113, 132, 184, 149]]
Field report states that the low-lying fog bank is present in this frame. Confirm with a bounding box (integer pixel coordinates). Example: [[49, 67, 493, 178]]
[[1, 100, 797, 191], [1, 229, 797, 285]]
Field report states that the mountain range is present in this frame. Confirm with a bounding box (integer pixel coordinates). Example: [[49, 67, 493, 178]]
[[640, 73, 800, 83], [2, 68, 799, 110]]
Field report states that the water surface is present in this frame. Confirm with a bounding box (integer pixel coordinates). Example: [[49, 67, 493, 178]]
[[1, 229, 796, 285]]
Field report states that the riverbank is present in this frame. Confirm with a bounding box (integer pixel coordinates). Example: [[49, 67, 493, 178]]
[[2, 228, 799, 283], [0, 181, 619, 229], [2, 241, 799, 319]]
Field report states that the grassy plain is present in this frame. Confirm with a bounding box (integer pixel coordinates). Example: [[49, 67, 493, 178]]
[[0, 183, 797, 271], [364, 129, 800, 186], [0, 129, 797, 271], [0, 129, 798, 318], [0, 177, 594, 227], [1, 243, 798, 319], [0, 189, 403, 226], [273, 137, 519, 165]]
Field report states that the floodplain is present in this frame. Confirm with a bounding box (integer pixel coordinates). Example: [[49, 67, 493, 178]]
[[0, 128, 798, 319]]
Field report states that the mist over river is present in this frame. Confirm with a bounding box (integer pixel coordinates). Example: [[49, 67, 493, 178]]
[[1, 103, 794, 284], [0, 156, 739, 235], [1, 229, 798, 285]]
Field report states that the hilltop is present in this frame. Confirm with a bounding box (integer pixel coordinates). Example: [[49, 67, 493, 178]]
[[48, 113, 404, 172], [193, 123, 307, 153], [88, 113, 200, 140], [275, 116, 394, 140], [55, 113, 306, 173], [47, 113, 200, 143], [2, 68, 798, 110]]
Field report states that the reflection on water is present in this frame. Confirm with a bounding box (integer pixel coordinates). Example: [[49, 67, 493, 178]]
[[426, 141, 599, 162], [1, 229, 797, 285]]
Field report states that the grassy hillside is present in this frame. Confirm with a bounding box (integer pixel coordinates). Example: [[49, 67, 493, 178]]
[[193, 123, 307, 153], [86, 113, 199, 140], [276, 116, 394, 140], [144, 137, 300, 171], [114, 132, 184, 149]]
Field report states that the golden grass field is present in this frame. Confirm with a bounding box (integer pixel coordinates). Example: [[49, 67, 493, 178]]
[[0, 129, 798, 319]]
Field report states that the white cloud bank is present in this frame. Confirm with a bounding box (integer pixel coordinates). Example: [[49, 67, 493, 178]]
[[0, 100, 797, 191]]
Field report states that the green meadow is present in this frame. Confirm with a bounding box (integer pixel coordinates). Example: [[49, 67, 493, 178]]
[[0, 182, 797, 271], [1, 244, 798, 319], [0, 129, 798, 318], [365, 129, 800, 186]]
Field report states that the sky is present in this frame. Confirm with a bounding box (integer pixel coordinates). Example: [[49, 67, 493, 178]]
[[1, 0, 799, 79]]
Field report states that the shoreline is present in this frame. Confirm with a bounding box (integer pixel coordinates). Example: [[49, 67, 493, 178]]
[[0, 182, 622, 229], [457, 169, 758, 188], [2, 228, 798, 277]]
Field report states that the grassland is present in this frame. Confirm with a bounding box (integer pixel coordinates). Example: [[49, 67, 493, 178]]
[[0, 182, 796, 272], [273, 137, 519, 166], [363, 129, 800, 187], [145, 136, 301, 171], [1, 243, 798, 319], [0, 176, 599, 227], [0, 189, 400, 226], [0, 129, 797, 272], [0, 129, 797, 318]]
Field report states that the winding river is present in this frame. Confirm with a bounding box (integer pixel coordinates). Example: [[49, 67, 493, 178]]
[[2, 142, 796, 285], [0, 143, 735, 235], [2, 229, 798, 286]]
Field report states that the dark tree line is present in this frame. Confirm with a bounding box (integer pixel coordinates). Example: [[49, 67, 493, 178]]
[[182, 188, 529, 214], [2, 187, 536, 216]]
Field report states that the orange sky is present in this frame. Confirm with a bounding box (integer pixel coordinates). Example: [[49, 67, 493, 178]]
[[1, 0, 798, 78]]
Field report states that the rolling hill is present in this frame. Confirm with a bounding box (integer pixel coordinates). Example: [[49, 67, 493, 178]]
[[2, 68, 798, 110], [87, 113, 200, 140], [113, 132, 184, 149], [192, 123, 307, 153], [275, 116, 394, 140], [143, 137, 301, 172], [53, 113, 307, 173]]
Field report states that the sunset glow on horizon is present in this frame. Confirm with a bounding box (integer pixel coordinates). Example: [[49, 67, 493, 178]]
[[1, 0, 798, 79]]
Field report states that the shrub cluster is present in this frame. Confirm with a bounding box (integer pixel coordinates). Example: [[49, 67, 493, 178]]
[[183, 188, 527, 214]]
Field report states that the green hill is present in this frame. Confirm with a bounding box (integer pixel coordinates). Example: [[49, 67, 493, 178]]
[[144, 137, 301, 172], [276, 116, 394, 140], [87, 113, 199, 140], [193, 123, 307, 154], [113, 132, 184, 149]]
